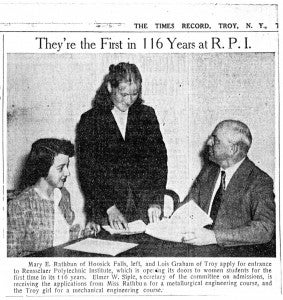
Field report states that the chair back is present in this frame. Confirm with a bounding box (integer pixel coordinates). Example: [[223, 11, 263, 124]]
[[163, 189, 180, 218]]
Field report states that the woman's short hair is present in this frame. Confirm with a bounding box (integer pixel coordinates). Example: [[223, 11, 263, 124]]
[[19, 138, 74, 189], [93, 62, 143, 110]]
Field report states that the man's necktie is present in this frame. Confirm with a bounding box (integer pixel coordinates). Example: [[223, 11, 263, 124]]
[[210, 170, 226, 227]]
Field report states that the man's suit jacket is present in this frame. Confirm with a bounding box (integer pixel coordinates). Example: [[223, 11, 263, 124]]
[[76, 102, 168, 223], [184, 157, 275, 246]]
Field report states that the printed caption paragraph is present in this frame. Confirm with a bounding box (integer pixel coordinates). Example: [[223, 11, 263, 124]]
[[11, 259, 273, 296]]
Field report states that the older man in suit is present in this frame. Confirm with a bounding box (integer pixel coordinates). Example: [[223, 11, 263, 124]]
[[182, 120, 275, 247]]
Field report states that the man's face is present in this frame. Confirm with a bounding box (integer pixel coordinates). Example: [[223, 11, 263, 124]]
[[206, 126, 233, 166], [45, 154, 70, 189], [111, 81, 140, 112]]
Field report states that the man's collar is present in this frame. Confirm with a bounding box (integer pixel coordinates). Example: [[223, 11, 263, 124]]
[[220, 157, 246, 188], [221, 157, 246, 173]]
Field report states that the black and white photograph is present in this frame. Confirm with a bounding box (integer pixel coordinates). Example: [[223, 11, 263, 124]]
[[6, 52, 276, 258]]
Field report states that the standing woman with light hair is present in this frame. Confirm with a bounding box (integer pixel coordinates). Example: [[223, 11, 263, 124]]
[[77, 62, 168, 230]]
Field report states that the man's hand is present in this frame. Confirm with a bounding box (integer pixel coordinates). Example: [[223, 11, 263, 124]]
[[107, 205, 129, 230], [148, 204, 162, 223], [181, 228, 217, 246], [83, 222, 101, 237]]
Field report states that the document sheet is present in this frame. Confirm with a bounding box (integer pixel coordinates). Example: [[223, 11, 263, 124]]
[[102, 219, 147, 235], [64, 238, 138, 256], [146, 201, 212, 242]]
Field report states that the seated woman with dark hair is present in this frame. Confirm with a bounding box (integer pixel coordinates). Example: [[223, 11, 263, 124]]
[[7, 138, 100, 257]]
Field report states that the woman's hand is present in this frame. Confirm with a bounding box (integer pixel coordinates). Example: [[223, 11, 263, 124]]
[[69, 223, 81, 240], [148, 204, 162, 223], [107, 205, 128, 230], [83, 222, 101, 237]]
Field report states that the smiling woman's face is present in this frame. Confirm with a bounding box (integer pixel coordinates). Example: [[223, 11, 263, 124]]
[[45, 154, 70, 189], [109, 80, 140, 112]]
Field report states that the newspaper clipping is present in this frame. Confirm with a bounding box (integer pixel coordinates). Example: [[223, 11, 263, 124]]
[[0, 1, 282, 299]]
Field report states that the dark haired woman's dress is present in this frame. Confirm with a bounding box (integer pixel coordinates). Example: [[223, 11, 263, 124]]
[[76, 102, 168, 224], [7, 187, 79, 256]]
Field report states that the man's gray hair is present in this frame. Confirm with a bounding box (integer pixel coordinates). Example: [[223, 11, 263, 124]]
[[217, 120, 252, 154]]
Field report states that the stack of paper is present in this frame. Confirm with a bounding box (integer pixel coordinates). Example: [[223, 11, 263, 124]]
[[170, 200, 213, 229], [145, 201, 212, 242]]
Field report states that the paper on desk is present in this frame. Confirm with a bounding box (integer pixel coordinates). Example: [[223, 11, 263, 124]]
[[145, 201, 213, 242], [102, 219, 146, 235], [170, 200, 213, 229], [64, 238, 138, 256]]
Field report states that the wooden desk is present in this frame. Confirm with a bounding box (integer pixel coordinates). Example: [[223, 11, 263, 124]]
[[27, 230, 276, 257]]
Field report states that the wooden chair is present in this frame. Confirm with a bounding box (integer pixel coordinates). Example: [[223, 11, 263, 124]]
[[163, 189, 180, 218]]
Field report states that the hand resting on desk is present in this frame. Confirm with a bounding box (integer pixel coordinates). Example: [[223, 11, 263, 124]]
[[106, 203, 161, 231], [82, 222, 101, 237], [182, 228, 217, 246], [107, 205, 129, 230]]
